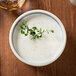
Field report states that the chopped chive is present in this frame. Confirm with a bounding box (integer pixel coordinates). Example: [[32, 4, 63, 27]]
[[51, 30, 54, 33], [32, 27, 37, 31], [22, 21, 27, 25], [21, 30, 25, 34], [25, 33, 28, 36], [21, 26, 25, 30]]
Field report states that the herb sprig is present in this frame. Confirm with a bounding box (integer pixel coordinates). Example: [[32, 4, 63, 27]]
[[20, 21, 54, 40]]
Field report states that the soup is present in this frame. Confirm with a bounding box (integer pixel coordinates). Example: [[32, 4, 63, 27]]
[[13, 13, 62, 63]]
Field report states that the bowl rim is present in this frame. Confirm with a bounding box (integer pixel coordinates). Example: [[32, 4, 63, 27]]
[[9, 10, 67, 66]]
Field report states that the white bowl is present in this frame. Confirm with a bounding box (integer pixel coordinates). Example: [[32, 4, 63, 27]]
[[9, 10, 66, 66]]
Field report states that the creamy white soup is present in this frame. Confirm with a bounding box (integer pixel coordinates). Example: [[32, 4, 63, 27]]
[[13, 14, 62, 63]]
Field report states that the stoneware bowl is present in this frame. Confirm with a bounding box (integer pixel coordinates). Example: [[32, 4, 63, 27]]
[[9, 10, 67, 66]]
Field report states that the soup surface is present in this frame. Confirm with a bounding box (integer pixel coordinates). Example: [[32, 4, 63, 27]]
[[13, 13, 62, 63]]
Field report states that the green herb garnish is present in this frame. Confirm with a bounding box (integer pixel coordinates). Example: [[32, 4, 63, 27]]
[[20, 21, 54, 40], [21, 30, 25, 34], [51, 30, 54, 33], [32, 27, 37, 31]]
